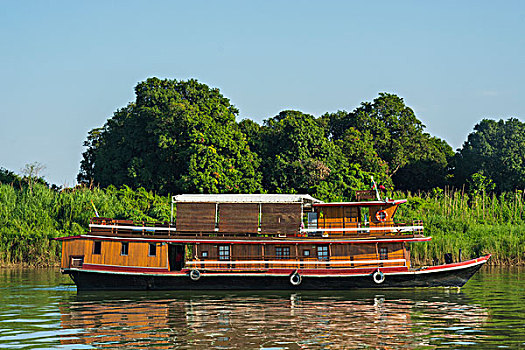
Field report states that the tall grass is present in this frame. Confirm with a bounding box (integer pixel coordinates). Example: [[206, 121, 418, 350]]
[[0, 182, 170, 266], [395, 188, 525, 266]]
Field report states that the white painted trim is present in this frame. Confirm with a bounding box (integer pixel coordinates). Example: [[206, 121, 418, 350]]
[[89, 224, 424, 234], [90, 224, 177, 232], [79, 234, 432, 244], [172, 194, 322, 204], [185, 259, 406, 265], [396, 258, 488, 275]]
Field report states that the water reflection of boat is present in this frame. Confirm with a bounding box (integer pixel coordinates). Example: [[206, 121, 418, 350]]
[[58, 291, 489, 349], [57, 193, 490, 291]]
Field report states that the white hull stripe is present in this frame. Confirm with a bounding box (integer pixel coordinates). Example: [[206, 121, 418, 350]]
[[185, 259, 406, 265]]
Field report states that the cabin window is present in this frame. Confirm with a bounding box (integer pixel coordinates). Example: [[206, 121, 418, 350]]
[[276, 246, 290, 259], [317, 245, 329, 260], [121, 242, 129, 256], [303, 249, 310, 257], [93, 241, 101, 255], [202, 251, 208, 258], [218, 245, 230, 260], [379, 247, 388, 260], [149, 243, 157, 257]]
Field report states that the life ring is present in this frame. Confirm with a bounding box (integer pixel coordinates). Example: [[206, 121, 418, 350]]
[[373, 270, 385, 284], [189, 269, 201, 281], [375, 210, 388, 222], [290, 271, 302, 286]]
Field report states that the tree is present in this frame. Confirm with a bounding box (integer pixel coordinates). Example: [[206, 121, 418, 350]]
[[77, 127, 104, 186], [79, 78, 262, 194], [324, 93, 453, 190], [253, 110, 368, 200], [0, 167, 20, 184], [392, 135, 454, 191], [21, 162, 46, 193], [454, 118, 525, 192], [334, 127, 391, 186]]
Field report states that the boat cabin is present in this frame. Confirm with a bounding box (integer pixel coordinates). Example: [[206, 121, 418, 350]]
[[59, 194, 424, 275]]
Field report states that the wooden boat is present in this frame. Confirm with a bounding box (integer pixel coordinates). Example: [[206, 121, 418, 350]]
[[58, 193, 490, 291]]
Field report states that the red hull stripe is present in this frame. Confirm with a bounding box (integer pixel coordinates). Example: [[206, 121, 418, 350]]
[[55, 235, 431, 244], [423, 254, 491, 271]]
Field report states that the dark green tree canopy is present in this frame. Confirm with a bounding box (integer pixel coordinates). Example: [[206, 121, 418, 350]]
[[78, 81, 463, 196], [454, 118, 525, 192], [78, 78, 262, 194], [323, 93, 452, 190], [252, 110, 369, 200]]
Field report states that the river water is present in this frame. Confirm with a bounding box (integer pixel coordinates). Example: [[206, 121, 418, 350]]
[[0, 267, 523, 349]]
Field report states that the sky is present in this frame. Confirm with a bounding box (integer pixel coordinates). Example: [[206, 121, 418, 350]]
[[1, 1, 524, 186]]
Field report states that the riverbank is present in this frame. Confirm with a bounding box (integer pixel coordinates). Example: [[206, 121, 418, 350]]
[[0, 182, 523, 266], [397, 190, 525, 266]]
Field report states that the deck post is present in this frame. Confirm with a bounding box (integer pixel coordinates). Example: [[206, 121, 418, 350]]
[[170, 197, 174, 224]]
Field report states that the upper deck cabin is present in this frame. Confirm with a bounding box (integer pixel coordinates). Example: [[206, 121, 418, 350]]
[[88, 193, 423, 240]]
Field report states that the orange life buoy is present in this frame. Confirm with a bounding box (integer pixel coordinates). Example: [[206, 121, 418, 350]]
[[375, 210, 388, 222]]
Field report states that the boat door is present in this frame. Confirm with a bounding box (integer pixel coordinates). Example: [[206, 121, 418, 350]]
[[168, 244, 185, 271]]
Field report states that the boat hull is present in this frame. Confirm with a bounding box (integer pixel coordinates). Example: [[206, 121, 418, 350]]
[[63, 255, 490, 291]]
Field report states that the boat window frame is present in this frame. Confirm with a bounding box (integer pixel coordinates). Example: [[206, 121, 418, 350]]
[[93, 241, 102, 255], [218, 245, 230, 260], [148, 243, 157, 257], [379, 247, 388, 260], [303, 249, 310, 257], [201, 251, 208, 258], [276, 246, 290, 259], [317, 245, 329, 261], [120, 242, 129, 256]]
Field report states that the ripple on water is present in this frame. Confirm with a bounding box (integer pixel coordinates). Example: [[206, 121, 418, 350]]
[[0, 268, 523, 349]]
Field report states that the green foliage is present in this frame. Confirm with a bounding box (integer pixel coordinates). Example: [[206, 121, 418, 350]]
[[0, 181, 170, 266], [0, 167, 21, 184], [251, 110, 370, 201], [395, 189, 525, 266], [468, 172, 496, 196], [79, 78, 262, 195], [324, 94, 453, 191], [455, 118, 525, 192]]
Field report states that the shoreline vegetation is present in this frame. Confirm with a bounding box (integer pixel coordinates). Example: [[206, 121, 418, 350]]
[[0, 181, 523, 267]]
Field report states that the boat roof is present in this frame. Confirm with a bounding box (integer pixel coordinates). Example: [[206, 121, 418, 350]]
[[172, 194, 323, 204], [314, 199, 407, 207]]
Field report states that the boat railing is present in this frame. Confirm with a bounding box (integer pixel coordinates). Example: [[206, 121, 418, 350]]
[[301, 220, 424, 236], [186, 255, 407, 270], [88, 217, 424, 238]]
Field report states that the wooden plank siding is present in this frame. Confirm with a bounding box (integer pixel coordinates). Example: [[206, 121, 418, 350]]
[[176, 203, 216, 232], [62, 238, 406, 271], [261, 203, 301, 234], [315, 204, 402, 236], [61, 239, 86, 268], [218, 203, 259, 233], [188, 242, 406, 269], [61, 239, 167, 269]]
